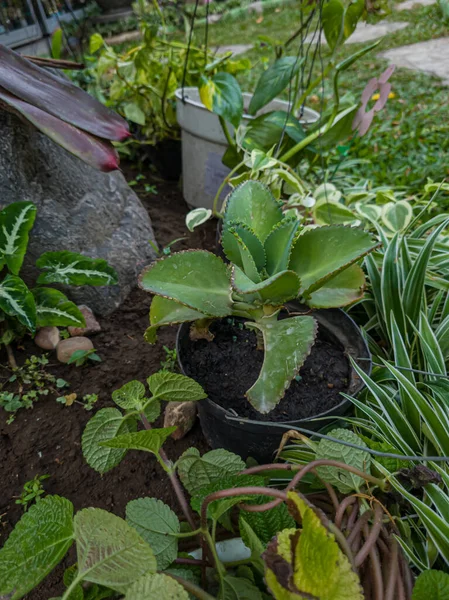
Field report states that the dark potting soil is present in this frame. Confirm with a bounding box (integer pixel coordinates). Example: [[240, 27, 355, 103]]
[[0, 167, 215, 599], [182, 318, 351, 422]]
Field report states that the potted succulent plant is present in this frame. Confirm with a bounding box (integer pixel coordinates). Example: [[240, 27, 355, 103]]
[[140, 180, 377, 461]]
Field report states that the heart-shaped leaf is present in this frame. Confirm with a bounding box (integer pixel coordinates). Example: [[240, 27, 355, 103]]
[[248, 57, 303, 115], [147, 371, 206, 402], [32, 287, 85, 328]]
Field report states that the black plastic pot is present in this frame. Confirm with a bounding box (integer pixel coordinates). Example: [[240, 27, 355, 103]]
[[177, 303, 371, 462]]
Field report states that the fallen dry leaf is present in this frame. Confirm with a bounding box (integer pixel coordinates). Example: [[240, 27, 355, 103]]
[[256, 16, 264, 23]]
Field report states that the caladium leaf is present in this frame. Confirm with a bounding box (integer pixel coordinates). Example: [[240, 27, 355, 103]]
[[199, 71, 243, 128], [307, 263, 366, 308], [0, 89, 121, 172], [32, 287, 85, 328], [145, 296, 206, 344], [246, 315, 317, 413], [232, 266, 300, 305], [221, 222, 266, 272], [248, 56, 303, 116], [0, 44, 130, 141], [0, 274, 36, 331], [0, 201, 36, 274], [139, 251, 232, 317], [264, 219, 301, 276], [36, 251, 118, 286]]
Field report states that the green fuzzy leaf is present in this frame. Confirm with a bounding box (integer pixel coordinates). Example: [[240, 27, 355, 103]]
[[89, 32, 104, 53], [248, 57, 302, 116], [238, 519, 265, 574], [221, 575, 264, 600], [381, 201, 413, 232], [412, 570, 449, 600], [312, 200, 357, 226], [307, 263, 366, 308], [222, 222, 266, 272], [32, 287, 85, 328], [124, 573, 189, 599], [112, 380, 146, 411], [223, 181, 283, 243], [0, 273, 36, 331], [240, 498, 295, 546], [82, 408, 137, 474], [147, 371, 206, 402], [199, 72, 243, 128], [139, 251, 231, 317], [315, 428, 371, 494], [74, 508, 156, 592], [100, 427, 176, 455], [126, 498, 180, 570], [232, 266, 301, 305], [0, 201, 36, 274], [0, 496, 74, 600], [177, 448, 245, 496], [246, 315, 317, 413], [289, 225, 377, 297], [144, 399, 161, 424], [145, 296, 205, 344], [264, 219, 301, 276], [36, 251, 118, 286]]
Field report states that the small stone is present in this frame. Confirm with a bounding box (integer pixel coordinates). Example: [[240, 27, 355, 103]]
[[68, 305, 101, 337], [34, 326, 60, 350], [57, 337, 94, 364], [163, 402, 197, 440]]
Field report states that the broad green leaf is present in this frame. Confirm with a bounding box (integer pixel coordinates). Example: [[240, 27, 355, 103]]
[[147, 371, 206, 402], [0, 496, 74, 600], [185, 208, 212, 232], [112, 380, 146, 411], [322, 0, 344, 50], [222, 230, 261, 283], [242, 111, 307, 156], [232, 266, 301, 305], [126, 498, 180, 570], [289, 225, 377, 297], [238, 519, 265, 574], [240, 498, 295, 546], [221, 575, 264, 600], [315, 428, 371, 493], [51, 28, 63, 59], [145, 296, 205, 344], [0, 273, 36, 331], [223, 181, 283, 243], [124, 573, 189, 599], [248, 57, 302, 116], [412, 570, 449, 600], [0, 201, 36, 274], [199, 72, 243, 128], [312, 200, 357, 225], [82, 408, 137, 474], [264, 219, 301, 276], [32, 287, 85, 328], [89, 32, 104, 53], [100, 427, 176, 455], [307, 263, 365, 308], [36, 251, 118, 286], [315, 105, 358, 151], [177, 447, 245, 496], [139, 251, 231, 317], [74, 508, 156, 592], [382, 201, 413, 232], [124, 103, 145, 126], [246, 315, 317, 413], [222, 222, 266, 272]]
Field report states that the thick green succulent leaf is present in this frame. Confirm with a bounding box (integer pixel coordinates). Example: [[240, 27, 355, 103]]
[[0, 273, 36, 331], [222, 222, 266, 272], [0, 44, 130, 141], [0, 496, 74, 600], [232, 266, 301, 305], [139, 251, 231, 317], [223, 230, 261, 283], [248, 56, 302, 116], [199, 71, 243, 127], [82, 408, 137, 474], [100, 427, 176, 455], [177, 447, 245, 496], [0, 201, 36, 274], [32, 287, 85, 328], [246, 315, 317, 413], [223, 181, 283, 243], [315, 429, 371, 494], [289, 225, 377, 297], [307, 263, 365, 308], [36, 251, 118, 286], [221, 575, 264, 600], [145, 296, 206, 344], [412, 570, 449, 600], [147, 371, 206, 402], [74, 508, 156, 592], [124, 573, 189, 599], [126, 498, 180, 570], [264, 219, 301, 276]]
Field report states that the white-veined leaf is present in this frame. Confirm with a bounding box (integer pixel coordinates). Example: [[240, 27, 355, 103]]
[[0, 201, 36, 274], [36, 251, 118, 286], [32, 287, 85, 328], [0, 273, 36, 331]]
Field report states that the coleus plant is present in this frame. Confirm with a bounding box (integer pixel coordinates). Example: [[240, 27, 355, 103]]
[[0, 201, 118, 354], [0, 371, 402, 600], [140, 180, 378, 413], [0, 44, 130, 171]]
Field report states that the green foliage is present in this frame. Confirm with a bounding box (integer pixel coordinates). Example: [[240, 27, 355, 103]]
[[36, 251, 118, 287], [15, 474, 50, 511], [68, 349, 102, 367], [248, 56, 302, 116], [240, 498, 295, 546], [100, 427, 177, 454], [124, 573, 189, 599], [199, 72, 243, 128], [147, 370, 207, 402], [412, 570, 449, 599]]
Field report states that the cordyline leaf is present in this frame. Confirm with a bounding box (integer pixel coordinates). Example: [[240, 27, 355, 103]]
[[74, 508, 156, 593], [307, 263, 365, 308], [36, 251, 118, 286], [147, 371, 206, 402], [0, 44, 130, 141], [100, 427, 177, 455], [32, 287, 85, 328], [232, 266, 301, 305], [0, 496, 74, 600], [0, 273, 36, 331], [145, 296, 205, 344], [0, 201, 36, 274], [124, 573, 189, 600], [0, 89, 120, 172], [246, 315, 317, 413], [139, 251, 232, 317]]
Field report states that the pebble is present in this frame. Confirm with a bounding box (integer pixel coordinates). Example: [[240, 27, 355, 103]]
[[34, 326, 60, 350], [163, 401, 197, 440], [57, 337, 94, 364], [68, 305, 101, 337]]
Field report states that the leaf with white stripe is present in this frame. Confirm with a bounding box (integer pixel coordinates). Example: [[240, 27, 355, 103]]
[[0, 274, 36, 331], [36, 251, 118, 286], [0, 202, 36, 275], [32, 287, 85, 328]]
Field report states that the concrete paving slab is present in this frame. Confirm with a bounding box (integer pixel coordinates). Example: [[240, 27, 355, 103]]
[[213, 44, 253, 55], [306, 20, 409, 44], [396, 0, 436, 11], [379, 37, 449, 84]]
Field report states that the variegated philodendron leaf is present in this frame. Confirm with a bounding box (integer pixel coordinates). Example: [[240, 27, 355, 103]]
[[36, 251, 118, 286], [199, 71, 243, 128], [0, 201, 36, 275], [0, 274, 36, 331], [32, 287, 85, 328]]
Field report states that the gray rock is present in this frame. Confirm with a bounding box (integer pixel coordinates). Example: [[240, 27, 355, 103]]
[[34, 326, 60, 350], [68, 305, 101, 337], [163, 401, 197, 440], [0, 112, 158, 316], [57, 336, 94, 363]]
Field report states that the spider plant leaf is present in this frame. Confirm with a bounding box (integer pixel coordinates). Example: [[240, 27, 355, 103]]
[[381, 233, 406, 340]]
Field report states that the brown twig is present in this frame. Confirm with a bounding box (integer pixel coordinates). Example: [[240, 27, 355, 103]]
[[5, 344, 17, 370], [24, 56, 85, 70], [355, 504, 384, 568]]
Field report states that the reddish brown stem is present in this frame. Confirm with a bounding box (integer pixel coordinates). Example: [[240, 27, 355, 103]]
[[335, 496, 358, 529], [355, 505, 384, 568], [175, 557, 208, 566], [347, 510, 373, 546], [385, 539, 399, 600], [364, 525, 384, 600]]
